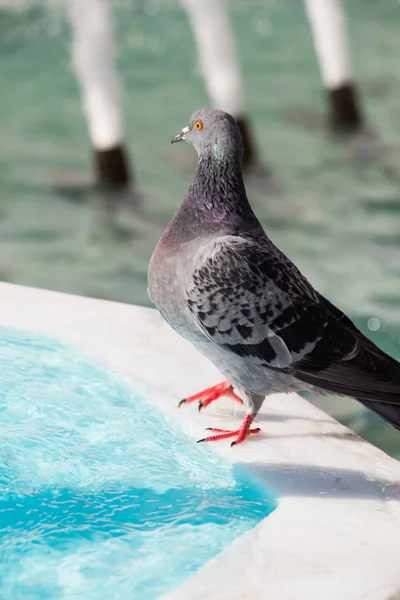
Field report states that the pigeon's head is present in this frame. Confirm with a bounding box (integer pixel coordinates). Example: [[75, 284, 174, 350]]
[[171, 108, 243, 163]]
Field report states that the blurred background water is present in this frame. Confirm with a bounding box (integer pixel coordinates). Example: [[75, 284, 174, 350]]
[[1, 0, 400, 458]]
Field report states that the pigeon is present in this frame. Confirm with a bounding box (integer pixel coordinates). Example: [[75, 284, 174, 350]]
[[148, 107, 400, 446]]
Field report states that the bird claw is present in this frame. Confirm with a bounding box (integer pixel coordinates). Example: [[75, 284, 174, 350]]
[[178, 381, 243, 412], [180, 384, 258, 446], [197, 422, 261, 446], [231, 428, 261, 447]]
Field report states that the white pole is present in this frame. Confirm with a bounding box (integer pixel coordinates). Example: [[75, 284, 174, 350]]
[[64, 0, 130, 185], [304, 0, 351, 89], [180, 0, 243, 118], [304, 0, 363, 132], [180, 0, 257, 165], [65, 0, 122, 149]]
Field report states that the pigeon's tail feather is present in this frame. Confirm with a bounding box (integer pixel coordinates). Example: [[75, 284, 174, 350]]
[[295, 331, 400, 430], [356, 399, 400, 430]]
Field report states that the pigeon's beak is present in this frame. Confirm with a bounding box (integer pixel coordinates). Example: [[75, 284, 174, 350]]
[[171, 126, 189, 144]]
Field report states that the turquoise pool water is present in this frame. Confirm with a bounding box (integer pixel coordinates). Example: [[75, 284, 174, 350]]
[[0, 1, 400, 457], [0, 328, 275, 599]]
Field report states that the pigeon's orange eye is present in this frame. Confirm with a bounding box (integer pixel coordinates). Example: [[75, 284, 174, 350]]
[[194, 120, 203, 131]]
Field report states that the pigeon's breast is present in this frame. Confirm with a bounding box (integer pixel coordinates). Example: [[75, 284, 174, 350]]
[[148, 236, 208, 343]]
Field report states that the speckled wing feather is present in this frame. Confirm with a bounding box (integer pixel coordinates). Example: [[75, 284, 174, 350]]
[[185, 235, 355, 370], [186, 235, 400, 406]]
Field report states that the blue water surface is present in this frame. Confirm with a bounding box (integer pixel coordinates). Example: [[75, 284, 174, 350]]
[[0, 327, 275, 600]]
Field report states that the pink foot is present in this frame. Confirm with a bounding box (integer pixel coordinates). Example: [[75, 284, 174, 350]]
[[197, 414, 261, 447], [179, 380, 243, 412]]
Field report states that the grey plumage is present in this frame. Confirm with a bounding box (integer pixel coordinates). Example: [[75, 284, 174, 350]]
[[148, 108, 400, 444]]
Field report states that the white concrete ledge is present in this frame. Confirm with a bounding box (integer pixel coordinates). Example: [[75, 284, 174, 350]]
[[1, 282, 400, 600]]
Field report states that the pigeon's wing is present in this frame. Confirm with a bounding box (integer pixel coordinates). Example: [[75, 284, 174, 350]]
[[292, 293, 400, 404], [185, 235, 357, 370], [186, 236, 400, 414]]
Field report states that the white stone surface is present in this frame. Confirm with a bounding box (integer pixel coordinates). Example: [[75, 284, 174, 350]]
[[0, 282, 400, 600]]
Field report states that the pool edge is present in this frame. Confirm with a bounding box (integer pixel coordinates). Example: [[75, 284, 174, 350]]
[[1, 281, 400, 600]]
